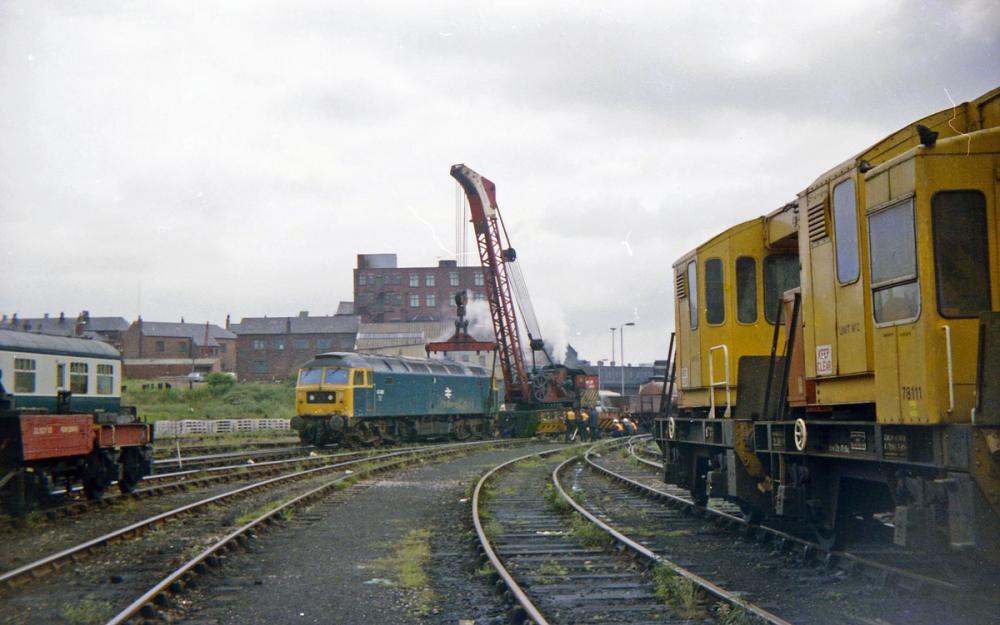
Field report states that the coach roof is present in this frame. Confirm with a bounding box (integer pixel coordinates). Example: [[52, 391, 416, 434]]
[[0, 329, 121, 359]]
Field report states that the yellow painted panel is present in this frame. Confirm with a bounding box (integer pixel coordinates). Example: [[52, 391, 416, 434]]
[[866, 172, 889, 209], [836, 280, 867, 373], [873, 327, 901, 423], [896, 325, 929, 424], [813, 376, 875, 405], [810, 241, 837, 376], [889, 159, 915, 198]]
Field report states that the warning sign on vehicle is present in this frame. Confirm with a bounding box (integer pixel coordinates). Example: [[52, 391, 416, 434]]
[[816, 344, 833, 376]]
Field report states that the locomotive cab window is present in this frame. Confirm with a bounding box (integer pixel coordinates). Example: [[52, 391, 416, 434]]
[[704, 258, 725, 324], [763, 254, 799, 323], [869, 198, 919, 324], [96, 364, 114, 395], [14, 357, 35, 393], [299, 368, 322, 385], [70, 362, 88, 394], [932, 191, 990, 318], [833, 178, 860, 284], [323, 368, 349, 385], [687, 260, 699, 329], [353, 370, 364, 385], [736, 257, 757, 323]]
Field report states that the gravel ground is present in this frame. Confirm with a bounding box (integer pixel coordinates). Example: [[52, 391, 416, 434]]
[[172, 442, 565, 625]]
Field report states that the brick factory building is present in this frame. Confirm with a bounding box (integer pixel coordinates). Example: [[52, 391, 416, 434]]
[[353, 254, 488, 323], [121, 319, 237, 377], [230, 311, 360, 382]]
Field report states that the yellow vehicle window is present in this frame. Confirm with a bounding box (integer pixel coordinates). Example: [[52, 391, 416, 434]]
[[833, 178, 860, 284], [869, 198, 918, 323], [298, 368, 322, 385], [763, 254, 799, 324], [705, 258, 725, 325], [687, 260, 699, 330], [353, 370, 364, 385], [736, 257, 757, 323], [932, 191, 990, 318]]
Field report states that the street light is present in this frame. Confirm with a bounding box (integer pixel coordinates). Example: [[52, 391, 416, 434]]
[[609, 327, 616, 367], [620, 322, 635, 397]]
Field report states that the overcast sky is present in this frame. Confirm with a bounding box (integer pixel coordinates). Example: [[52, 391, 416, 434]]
[[1, 1, 997, 365]]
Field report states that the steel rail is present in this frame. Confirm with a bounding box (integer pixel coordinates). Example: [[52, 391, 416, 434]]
[[105, 440, 507, 625], [594, 441, 961, 594], [553, 447, 795, 625], [471, 446, 585, 625], [0, 439, 513, 589]]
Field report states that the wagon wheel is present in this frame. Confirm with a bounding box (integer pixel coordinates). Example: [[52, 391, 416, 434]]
[[82, 449, 116, 500], [357, 422, 382, 447], [453, 420, 473, 441], [117, 447, 146, 494]]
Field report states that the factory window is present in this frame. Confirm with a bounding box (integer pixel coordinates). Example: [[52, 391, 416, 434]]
[[426, 293, 436, 307], [96, 364, 114, 395], [220, 343, 226, 353], [358, 273, 367, 286], [13, 357, 35, 393], [410, 294, 420, 307], [736, 257, 757, 323], [389, 292, 402, 306], [425, 273, 435, 287], [274, 338, 285, 351], [449, 272, 459, 287], [374, 274, 385, 288], [763, 254, 799, 324], [315, 338, 332, 349], [704, 258, 725, 325], [474, 272, 484, 286], [409, 274, 419, 287], [932, 191, 990, 318], [254, 360, 269, 373], [252, 339, 265, 350], [177, 341, 187, 353], [869, 198, 918, 324], [294, 338, 309, 349], [70, 362, 88, 394], [686, 260, 698, 329], [390, 273, 401, 285], [833, 178, 860, 284], [156, 340, 165, 353]]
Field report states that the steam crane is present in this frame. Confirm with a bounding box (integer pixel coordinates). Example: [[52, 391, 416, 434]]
[[450, 164, 595, 410]]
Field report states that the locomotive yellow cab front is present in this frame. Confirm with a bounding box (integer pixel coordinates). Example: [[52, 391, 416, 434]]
[[295, 366, 354, 418]]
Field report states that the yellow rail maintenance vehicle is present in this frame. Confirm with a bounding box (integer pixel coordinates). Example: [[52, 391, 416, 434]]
[[658, 86, 1000, 559]]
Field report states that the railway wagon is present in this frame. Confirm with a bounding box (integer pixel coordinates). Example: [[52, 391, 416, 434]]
[[657, 85, 1000, 558], [0, 329, 152, 514], [291, 352, 499, 446]]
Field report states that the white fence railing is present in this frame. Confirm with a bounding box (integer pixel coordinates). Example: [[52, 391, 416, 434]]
[[154, 418, 291, 437]]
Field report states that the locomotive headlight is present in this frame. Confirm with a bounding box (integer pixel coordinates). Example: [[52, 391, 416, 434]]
[[326, 393, 335, 402], [308, 393, 316, 402]]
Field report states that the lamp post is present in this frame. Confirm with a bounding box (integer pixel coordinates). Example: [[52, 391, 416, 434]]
[[620, 322, 635, 397], [609, 327, 616, 367]]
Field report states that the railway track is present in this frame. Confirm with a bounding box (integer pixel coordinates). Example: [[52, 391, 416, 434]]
[[590, 437, 998, 624], [472, 443, 788, 625], [0, 439, 523, 624]]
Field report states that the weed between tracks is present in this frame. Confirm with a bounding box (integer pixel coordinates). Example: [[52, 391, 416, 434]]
[[652, 565, 707, 618], [371, 528, 436, 615], [61, 596, 113, 625]]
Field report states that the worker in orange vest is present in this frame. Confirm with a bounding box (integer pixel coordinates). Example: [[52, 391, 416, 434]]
[[564, 408, 578, 442]]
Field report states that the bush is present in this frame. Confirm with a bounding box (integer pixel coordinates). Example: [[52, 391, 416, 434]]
[[124, 377, 295, 421]]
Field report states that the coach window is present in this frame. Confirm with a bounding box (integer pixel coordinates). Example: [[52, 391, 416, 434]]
[[736, 257, 758, 323], [96, 364, 114, 395], [70, 362, 89, 394], [832, 178, 860, 284], [687, 260, 699, 329], [763, 254, 799, 324], [932, 191, 990, 317], [14, 358, 35, 393], [705, 258, 725, 324], [869, 198, 919, 324]]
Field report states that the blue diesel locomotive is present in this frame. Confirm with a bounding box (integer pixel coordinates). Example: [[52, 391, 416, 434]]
[[290, 352, 500, 446]]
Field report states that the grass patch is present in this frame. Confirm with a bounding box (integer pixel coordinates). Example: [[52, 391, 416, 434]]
[[716, 603, 762, 625], [543, 483, 572, 512], [61, 596, 113, 625], [124, 375, 295, 421], [233, 500, 285, 526], [371, 529, 436, 615], [570, 513, 611, 549], [534, 560, 569, 584], [652, 565, 707, 618]]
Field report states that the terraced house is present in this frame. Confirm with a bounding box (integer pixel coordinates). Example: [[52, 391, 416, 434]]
[[231, 311, 360, 382]]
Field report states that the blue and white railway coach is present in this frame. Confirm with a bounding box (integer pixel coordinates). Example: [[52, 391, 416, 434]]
[[0, 329, 152, 515], [291, 352, 500, 446], [0, 328, 123, 413]]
